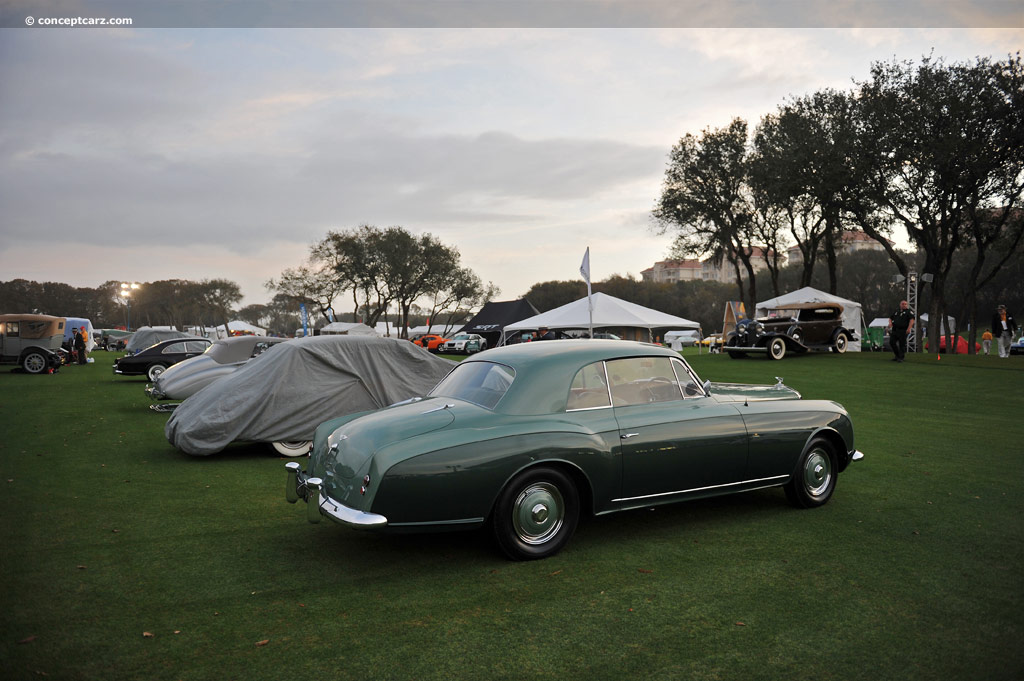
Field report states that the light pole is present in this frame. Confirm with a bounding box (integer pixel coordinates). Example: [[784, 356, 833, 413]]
[[120, 282, 140, 331]]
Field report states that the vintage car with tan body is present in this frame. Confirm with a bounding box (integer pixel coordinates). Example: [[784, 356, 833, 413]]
[[0, 314, 66, 373], [286, 340, 863, 560]]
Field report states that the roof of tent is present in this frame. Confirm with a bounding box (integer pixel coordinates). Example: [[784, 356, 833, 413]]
[[505, 292, 700, 333], [755, 287, 863, 350], [319, 322, 379, 336], [461, 299, 540, 338]]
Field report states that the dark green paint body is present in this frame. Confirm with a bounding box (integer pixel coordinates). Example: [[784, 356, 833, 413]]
[[305, 340, 856, 532]]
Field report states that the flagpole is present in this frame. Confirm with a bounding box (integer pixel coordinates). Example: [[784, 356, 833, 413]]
[[580, 247, 593, 338]]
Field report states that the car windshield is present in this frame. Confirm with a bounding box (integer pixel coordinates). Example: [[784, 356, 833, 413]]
[[453, 334, 472, 340], [428, 361, 515, 410]]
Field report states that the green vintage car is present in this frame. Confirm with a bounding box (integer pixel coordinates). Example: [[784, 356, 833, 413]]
[[286, 340, 863, 560]]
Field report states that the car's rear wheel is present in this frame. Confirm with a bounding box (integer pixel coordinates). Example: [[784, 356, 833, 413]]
[[493, 467, 579, 560], [833, 331, 848, 354], [147, 363, 168, 381], [272, 441, 311, 457], [22, 352, 47, 374], [768, 337, 787, 360], [785, 438, 837, 508]]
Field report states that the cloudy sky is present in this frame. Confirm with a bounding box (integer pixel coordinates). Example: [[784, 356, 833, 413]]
[[1, 1, 1021, 307]]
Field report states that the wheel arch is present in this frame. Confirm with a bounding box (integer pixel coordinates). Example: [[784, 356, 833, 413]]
[[490, 457, 595, 520], [799, 427, 850, 474]]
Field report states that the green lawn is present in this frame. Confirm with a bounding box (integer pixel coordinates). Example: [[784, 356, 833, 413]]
[[1, 349, 1021, 680]]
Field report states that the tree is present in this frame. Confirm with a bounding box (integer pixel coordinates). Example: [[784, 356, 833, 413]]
[[753, 90, 859, 293], [272, 225, 494, 337], [653, 118, 763, 310], [851, 55, 1024, 353]]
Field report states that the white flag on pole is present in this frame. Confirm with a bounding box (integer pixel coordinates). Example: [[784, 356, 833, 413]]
[[581, 248, 593, 335]]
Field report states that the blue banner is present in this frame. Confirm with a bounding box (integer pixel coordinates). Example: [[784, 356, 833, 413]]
[[300, 303, 309, 337]]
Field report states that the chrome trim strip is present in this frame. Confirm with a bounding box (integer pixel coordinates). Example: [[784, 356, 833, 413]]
[[389, 518, 484, 527], [566, 404, 612, 412], [612, 474, 789, 503]]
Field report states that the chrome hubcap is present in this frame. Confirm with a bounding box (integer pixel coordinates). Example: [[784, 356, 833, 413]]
[[804, 449, 832, 497], [512, 483, 563, 545]]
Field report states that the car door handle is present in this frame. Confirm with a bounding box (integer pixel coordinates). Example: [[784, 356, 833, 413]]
[[620, 432, 639, 439]]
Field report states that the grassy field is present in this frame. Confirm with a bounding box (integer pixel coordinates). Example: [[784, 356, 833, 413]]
[[1, 348, 1022, 681]]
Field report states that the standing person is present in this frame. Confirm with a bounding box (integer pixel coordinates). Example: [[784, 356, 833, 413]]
[[887, 300, 915, 363], [991, 305, 1017, 358], [80, 326, 90, 363], [981, 329, 993, 355], [73, 327, 87, 365], [535, 326, 556, 341]]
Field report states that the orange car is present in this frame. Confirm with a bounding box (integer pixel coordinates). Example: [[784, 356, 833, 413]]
[[411, 334, 450, 353]]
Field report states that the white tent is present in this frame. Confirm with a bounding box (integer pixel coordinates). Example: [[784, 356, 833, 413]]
[[504, 292, 700, 342], [868, 317, 890, 328], [919, 313, 955, 335], [755, 287, 863, 352], [319, 322, 379, 336]]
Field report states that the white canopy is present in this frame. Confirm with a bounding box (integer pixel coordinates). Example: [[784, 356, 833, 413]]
[[868, 317, 890, 328], [755, 287, 863, 352], [319, 322, 379, 336], [505, 292, 700, 338]]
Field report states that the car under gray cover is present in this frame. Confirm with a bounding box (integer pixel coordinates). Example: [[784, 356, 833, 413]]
[[165, 335, 457, 456]]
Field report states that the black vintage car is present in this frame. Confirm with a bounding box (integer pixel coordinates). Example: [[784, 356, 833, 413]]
[[725, 303, 855, 360], [113, 337, 212, 380]]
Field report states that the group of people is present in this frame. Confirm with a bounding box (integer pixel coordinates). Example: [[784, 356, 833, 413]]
[[887, 302, 1017, 361], [64, 326, 89, 365]]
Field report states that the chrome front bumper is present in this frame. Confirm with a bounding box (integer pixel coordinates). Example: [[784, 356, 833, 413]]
[[285, 462, 388, 529]]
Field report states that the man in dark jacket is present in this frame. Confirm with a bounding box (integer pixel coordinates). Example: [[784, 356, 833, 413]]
[[991, 304, 1017, 358], [887, 300, 914, 362]]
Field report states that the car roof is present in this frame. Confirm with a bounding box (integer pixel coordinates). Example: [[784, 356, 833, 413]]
[[461, 339, 680, 415]]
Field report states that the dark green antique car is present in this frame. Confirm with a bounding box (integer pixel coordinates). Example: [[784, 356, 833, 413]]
[[286, 340, 863, 560]]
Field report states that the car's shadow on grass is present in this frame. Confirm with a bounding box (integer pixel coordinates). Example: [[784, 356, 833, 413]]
[[278, 487, 800, 571]]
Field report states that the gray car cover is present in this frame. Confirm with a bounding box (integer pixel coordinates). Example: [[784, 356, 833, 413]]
[[165, 335, 457, 455]]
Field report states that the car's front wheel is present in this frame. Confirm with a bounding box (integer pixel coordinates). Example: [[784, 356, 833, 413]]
[[22, 351, 48, 374], [833, 331, 849, 354], [768, 337, 787, 360], [493, 467, 579, 560], [785, 438, 837, 508], [271, 441, 312, 457]]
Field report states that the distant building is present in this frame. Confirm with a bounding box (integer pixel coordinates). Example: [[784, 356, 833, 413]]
[[640, 259, 704, 284], [642, 249, 780, 285], [700, 247, 779, 284], [787, 230, 892, 265]]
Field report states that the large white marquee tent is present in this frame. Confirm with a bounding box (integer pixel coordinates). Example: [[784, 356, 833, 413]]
[[504, 292, 700, 343]]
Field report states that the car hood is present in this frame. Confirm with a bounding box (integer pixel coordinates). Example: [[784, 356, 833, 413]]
[[709, 381, 801, 402], [325, 399, 459, 479]]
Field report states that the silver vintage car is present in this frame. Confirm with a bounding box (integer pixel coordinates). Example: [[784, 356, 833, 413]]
[[146, 335, 287, 401]]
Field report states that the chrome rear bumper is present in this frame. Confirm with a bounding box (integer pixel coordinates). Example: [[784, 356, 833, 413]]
[[285, 462, 387, 529]]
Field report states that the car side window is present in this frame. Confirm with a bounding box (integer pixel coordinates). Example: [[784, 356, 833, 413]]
[[185, 341, 209, 353], [163, 342, 186, 354], [566, 361, 611, 411], [671, 358, 706, 398], [606, 357, 683, 406], [6, 322, 19, 337]]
